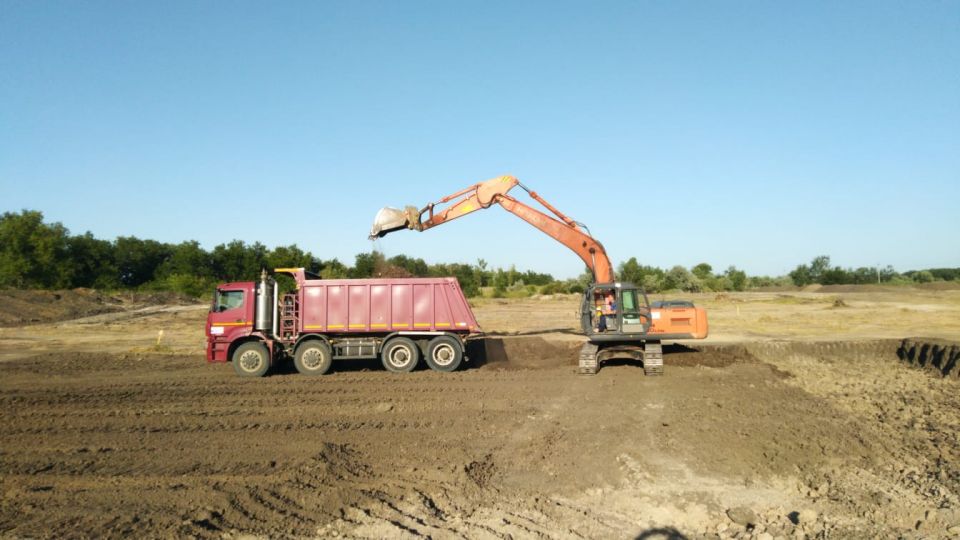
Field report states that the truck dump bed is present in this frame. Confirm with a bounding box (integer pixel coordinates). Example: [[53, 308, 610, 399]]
[[294, 275, 480, 335]]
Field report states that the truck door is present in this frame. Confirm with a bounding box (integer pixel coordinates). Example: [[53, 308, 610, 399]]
[[206, 288, 253, 360]]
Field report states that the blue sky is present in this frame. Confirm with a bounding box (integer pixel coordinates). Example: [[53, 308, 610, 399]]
[[2, 1, 958, 279]]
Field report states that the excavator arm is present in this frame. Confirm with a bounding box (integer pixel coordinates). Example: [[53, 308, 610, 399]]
[[370, 176, 615, 283]]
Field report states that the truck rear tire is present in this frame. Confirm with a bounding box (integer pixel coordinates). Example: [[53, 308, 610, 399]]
[[381, 337, 419, 373], [425, 336, 463, 372], [294, 340, 332, 376], [232, 341, 270, 377]]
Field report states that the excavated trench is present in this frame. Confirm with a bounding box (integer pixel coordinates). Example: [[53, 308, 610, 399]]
[[471, 336, 960, 378]]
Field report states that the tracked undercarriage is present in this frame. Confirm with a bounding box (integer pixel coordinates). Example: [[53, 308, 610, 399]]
[[578, 340, 663, 376]]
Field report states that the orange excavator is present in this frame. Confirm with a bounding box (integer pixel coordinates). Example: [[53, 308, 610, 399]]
[[369, 175, 708, 375]]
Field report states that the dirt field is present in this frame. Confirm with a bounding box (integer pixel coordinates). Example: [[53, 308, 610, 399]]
[[1, 287, 960, 539]]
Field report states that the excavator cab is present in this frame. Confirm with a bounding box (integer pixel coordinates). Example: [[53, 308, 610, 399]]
[[581, 283, 653, 339]]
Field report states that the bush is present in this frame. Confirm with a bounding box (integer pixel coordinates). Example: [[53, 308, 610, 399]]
[[539, 281, 569, 295], [147, 274, 216, 298]]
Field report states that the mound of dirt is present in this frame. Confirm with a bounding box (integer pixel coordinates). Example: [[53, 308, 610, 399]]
[[468, 338, 755, 371], [917, 281, 960, 291], [111, 290, 200, 306], [0, 289, 201, 327], [470, 336, 581, 369], [666, 344, 754, 368], [817, 283, 960, 293], [0, 289, 123, 327]]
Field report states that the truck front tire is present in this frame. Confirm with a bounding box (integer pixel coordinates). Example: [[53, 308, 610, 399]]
[[426, 336, 463, 372], [232, 341, 270, 377], [294, 340, 332, 375], [381, 337, 419, 373]]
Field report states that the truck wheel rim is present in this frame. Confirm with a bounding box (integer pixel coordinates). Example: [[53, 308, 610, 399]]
[[432, 344, 455, 366], [239, 351, 263, 372], [388, 346, 411, 368], [302, 349, 324, 370]]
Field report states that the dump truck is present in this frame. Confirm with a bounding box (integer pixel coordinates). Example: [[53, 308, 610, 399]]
[[206, 268, 481, 377], [370, 175, 708, 375]]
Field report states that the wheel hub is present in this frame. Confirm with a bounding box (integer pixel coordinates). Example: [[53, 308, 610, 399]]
[[433, 345, 454, 366], [390, 348, 410, 367], [303, 349, 322, 369], [239, 351, 262, 371]]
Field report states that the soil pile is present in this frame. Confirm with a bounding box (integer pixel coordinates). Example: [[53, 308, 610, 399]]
[[0, 289, 123, 326]]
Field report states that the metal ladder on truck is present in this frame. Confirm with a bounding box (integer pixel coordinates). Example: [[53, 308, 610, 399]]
[[279, 294, 300, 341]]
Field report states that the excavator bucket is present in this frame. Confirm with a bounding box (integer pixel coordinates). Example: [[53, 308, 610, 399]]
[[369, 206, 420, 239]]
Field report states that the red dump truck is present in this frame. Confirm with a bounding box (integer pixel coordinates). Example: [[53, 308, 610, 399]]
[[205, 268, 481, 377]]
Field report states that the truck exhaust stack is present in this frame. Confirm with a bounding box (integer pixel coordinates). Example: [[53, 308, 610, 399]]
[[369, 206, 419, 239]]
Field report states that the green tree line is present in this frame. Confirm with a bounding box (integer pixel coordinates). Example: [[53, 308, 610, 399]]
[[787, 255, 960, 286], [1, 211, 955, 297]]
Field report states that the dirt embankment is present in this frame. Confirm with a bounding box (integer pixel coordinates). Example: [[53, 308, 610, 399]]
[[0, 289, 199, 327], [0, 289, 124, 326]]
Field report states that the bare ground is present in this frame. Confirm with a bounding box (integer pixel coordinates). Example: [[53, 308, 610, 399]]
[[1, 287, 960, 539]]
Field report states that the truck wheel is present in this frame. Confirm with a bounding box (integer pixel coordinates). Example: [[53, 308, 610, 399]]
[[294, 340, 332, 376], [425, 336, 463, 372], [381, 337, 419, 373], [232, 341, 270, 377]]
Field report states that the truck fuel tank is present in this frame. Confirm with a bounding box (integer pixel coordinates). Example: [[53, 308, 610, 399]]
[[254, 270, 275, 333]]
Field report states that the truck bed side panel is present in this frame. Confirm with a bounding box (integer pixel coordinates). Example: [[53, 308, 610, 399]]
[[348, 285, 369, 331], [391, 284, 412, 330], [447, 283, 476, 330], [370, 284, 390, 331], [433, 284, 453, 329], [413, 284, 433, 329], [327, 285, 347, 331], [302, 286, 326, 331]]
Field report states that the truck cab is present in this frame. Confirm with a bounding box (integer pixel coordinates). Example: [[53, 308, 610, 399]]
[[205, 282, 257, 363]]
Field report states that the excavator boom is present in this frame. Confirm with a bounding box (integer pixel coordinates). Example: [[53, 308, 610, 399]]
[[369, 175, 615, 283]]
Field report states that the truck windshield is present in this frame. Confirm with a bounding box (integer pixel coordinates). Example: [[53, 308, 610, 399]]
[[214, 290, 244, 312]]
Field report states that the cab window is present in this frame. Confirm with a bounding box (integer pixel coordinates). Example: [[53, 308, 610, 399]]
[[622, 290, 637, 311], [621, 289, 643, 324], [215, 290, 244, 312]]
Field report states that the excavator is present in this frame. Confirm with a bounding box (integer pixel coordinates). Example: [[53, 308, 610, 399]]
[[369, 175, 708, 375]]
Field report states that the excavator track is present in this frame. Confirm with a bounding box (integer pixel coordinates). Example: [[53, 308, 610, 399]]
[[578, 343, 599, 375], [643, 341, 663, 376]]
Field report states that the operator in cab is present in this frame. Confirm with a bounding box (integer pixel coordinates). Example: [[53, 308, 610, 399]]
[[596, 291, 618, 332]]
